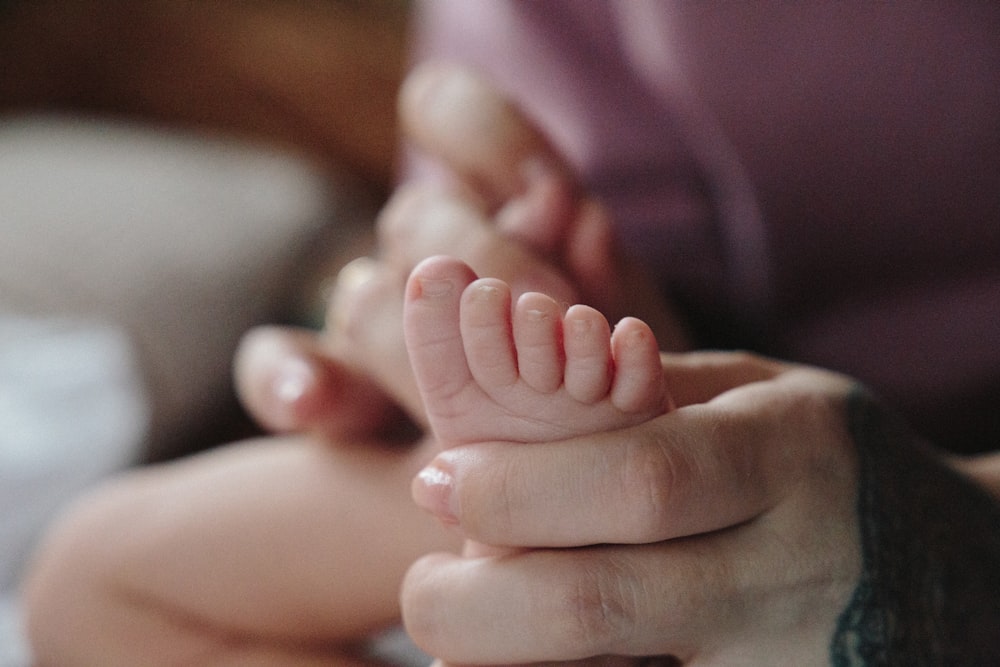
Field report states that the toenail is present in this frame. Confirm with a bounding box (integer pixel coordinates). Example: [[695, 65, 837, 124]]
[[418, 277, 454, 297], [569, 317, 593, 337], [473, 284, 501, 299]]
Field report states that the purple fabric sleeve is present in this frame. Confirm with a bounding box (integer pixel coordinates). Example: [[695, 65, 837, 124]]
[[411, 0, 1000, 452]]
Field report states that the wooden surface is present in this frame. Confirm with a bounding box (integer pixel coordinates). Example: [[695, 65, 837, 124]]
[[0, 0, 408, 189]]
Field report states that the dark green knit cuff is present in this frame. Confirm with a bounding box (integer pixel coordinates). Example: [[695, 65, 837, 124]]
[[831, 388, 1000, 665]]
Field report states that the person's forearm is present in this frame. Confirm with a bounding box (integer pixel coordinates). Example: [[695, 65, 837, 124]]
[[952, 450, 1000, 501]]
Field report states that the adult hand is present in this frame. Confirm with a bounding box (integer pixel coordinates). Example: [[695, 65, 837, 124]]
[[402, 351, 1000, 665]]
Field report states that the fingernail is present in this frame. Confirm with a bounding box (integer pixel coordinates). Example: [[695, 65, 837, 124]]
[[274, 359, 315, 405], [412, 462, 459, 525], [337, 256, 378, 291]]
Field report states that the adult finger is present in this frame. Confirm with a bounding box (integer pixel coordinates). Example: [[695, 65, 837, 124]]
[[412, 405, 772, 546], [411, 353, 855, 546], [403, 512, 859, 666], [233, 325, 402, 441], [399, 62, 571, 208], [403, 546, 702, 664]]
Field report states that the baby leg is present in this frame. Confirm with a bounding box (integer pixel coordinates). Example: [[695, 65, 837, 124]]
[[22, 436, 459, 665]]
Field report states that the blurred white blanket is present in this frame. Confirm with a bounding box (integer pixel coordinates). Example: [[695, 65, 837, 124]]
[[0, 115, 339, 461], [0, 315, 149, 666]]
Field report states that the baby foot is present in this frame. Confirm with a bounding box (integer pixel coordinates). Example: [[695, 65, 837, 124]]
[[404, 255, 670, 448]]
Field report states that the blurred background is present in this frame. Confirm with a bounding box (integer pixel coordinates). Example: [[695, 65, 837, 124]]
[[0, 2, 409, 662]]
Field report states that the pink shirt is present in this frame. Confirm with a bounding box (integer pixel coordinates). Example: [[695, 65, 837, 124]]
[[412, 1, 1000, 451]]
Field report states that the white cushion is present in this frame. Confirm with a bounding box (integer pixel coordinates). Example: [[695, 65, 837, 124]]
[[0, 114, 345, 457]]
